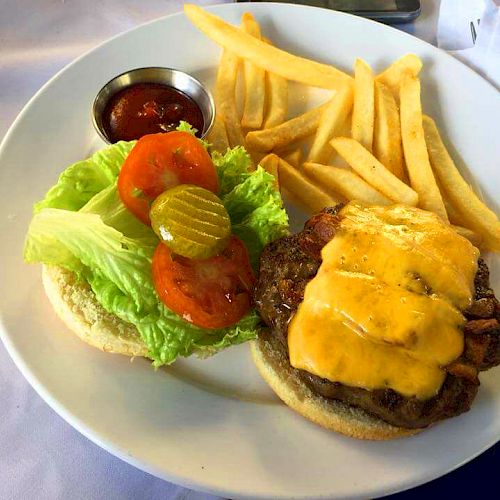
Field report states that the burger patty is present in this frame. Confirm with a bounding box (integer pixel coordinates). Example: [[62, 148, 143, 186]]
[[254, 206, 500, 429]]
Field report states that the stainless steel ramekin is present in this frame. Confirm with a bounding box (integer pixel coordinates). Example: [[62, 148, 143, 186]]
[[92, 67, 215, 143]]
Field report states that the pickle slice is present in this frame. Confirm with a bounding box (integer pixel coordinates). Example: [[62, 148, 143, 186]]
[[150, 184, 231, 259]]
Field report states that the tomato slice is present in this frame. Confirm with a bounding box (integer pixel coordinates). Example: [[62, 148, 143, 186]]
[[118, 131, 219, 224], [152, 236, 255, 329]]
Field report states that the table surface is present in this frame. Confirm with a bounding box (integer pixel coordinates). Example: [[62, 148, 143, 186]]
[[0, 1, 498, 499]]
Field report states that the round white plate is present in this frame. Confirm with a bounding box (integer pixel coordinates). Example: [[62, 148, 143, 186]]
[[1, 3, 499, 499]]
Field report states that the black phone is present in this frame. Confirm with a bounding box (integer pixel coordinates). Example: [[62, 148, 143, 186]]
[[235, 1, 421, 24]]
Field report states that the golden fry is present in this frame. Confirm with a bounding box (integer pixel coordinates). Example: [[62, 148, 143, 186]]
[[246, 101, 330, 152], [264, 73, 288, 128], [184, 4, 352, 90], [376, 54, 423, 96], [304, 162, 392, 206], [241, 13, 266, 129], [352, 59, 374, 152], [452, 225, 483, 248], [442, 196, 464, 226], [330, 137, 418, 206], [399, 76, 448, 220], [283, 148, 302, 167], [278, 157, 338, 213], [207, 113, 229, 153], [264, 72, 288, 128], [263, 37, 288, 129], [373, 81, 404, 179], [308, 84, 353, 164], [436, 176, 463, 225], [259, 153, 280, 190], [215, 49, 245, 148], [423, 115, 500, 250]]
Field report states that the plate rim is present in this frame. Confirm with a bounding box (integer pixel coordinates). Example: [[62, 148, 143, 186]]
[[1, 3, 499, 499]]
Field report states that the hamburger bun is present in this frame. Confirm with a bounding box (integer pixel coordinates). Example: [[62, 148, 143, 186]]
[[42, 265, 147, 357], [251, 335, 421, 440]]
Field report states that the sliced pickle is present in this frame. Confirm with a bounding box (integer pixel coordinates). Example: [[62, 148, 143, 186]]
[[150, 184, 231, 259]]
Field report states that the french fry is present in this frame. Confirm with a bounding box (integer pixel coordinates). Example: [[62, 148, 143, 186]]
[[423, 115, 500, 251], [307, 84, 353, 164], [373, 81, 404, 179], [215, 49, 245, 148], [278, 157, 338, 213], [452, 225, 483, 248], [184, 4, 352, 90], [259, 153, 280, 190], [264, 72, 288, 128], [437, 176, 464, 225], [330, 137, 418, 206], [399, 76, 448, 220], [443, 197, 463, 226], [263, 38, 288, 129], [207, 113, 229, 153], [376, 53, 423, 96], [352, 59, 374, 152], [304, 162, 392, 206], [246, 101, 330, 152], [283, 148, 302, 167], [241, 13, 266, 130]]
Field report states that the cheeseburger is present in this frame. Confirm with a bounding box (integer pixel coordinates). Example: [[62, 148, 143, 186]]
[[253, 202, 500, 440]]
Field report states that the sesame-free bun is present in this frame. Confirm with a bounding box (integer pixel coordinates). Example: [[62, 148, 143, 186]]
[[251, 336, 422, 440], [42, 265, 148, 357]]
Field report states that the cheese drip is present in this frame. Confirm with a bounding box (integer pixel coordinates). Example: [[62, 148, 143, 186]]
[[288, 202, 479, 399]]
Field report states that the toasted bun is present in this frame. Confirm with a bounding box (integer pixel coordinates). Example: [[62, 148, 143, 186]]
[[42, 265, 148, 357], [251, 336, 422, 440]]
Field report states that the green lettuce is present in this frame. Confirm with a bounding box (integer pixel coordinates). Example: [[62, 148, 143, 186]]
[[80, 183, 157, 245], [213, 147, 289, 267], [34, 141, 135, 213], [223, 166, 288, 267], [212, 146, 252, 196], [24, 138, 288, 365]]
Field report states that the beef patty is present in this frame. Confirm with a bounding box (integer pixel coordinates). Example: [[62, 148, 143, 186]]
[[254, 206, 500, 429]]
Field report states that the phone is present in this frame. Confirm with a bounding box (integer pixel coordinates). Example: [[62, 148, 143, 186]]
[[235, 1, 421, 24]]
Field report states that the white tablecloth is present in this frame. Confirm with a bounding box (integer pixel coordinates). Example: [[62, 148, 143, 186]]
[[0, 1, 444, 499]]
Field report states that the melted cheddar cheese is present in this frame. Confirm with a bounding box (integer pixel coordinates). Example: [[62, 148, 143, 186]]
[[288, 203, 479, 399]]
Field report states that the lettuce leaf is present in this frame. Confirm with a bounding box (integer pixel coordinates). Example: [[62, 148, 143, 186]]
[[25, 138, 288, 365], [213, 148, 289, 266], [34, 141, 135, 213], [223, 167, 289, 267], [212, 146, 252, 196], [80, 183, 157, 245]]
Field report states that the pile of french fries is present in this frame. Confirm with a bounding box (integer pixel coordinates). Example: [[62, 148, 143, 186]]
[[185, 4, 500, 252]]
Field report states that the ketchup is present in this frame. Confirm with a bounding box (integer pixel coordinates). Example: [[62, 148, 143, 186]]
[[102, 83, 204, 142]]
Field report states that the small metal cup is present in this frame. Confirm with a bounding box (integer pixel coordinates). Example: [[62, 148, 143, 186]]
[[92, 67, 215, 143]]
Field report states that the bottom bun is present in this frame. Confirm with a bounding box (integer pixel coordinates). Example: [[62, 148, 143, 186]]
[[42, 265, 148, 357], [251, 336, 422, 440]]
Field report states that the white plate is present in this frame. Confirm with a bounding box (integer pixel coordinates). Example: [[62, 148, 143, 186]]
[[0, 3, 499, 499]]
